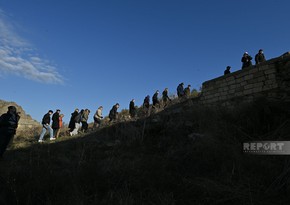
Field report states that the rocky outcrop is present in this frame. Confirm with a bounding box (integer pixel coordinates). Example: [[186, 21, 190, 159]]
[[0, 100, 40, 131]]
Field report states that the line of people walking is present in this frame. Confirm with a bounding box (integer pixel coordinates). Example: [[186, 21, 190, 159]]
[[37, 82, 193, 142]]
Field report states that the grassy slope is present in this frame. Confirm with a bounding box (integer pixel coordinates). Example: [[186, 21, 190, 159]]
[[0, 98, 290, 205]]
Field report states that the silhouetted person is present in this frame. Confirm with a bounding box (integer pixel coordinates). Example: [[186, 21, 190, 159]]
[[224, 66, 231, 75], [255, 49, 266, 65], [68, 109, 79, 132], [177, 83, 184, 98], [152, 90, 160, 108], [55, 114, 64, 139], [51, 109, 61, 138], [184, 85, 191, 98], [38, 110, 55, 142], [129, 99, 136, 118], [81, 109, 90, 132], [162, 88, 171, 108], [109, 103, 119, 122], [93, 106, 103, 129], [70, 109, 83, 136], [0, 106, 20, 158], [143, 95, 150, 116], [241, 52, 253, 69]]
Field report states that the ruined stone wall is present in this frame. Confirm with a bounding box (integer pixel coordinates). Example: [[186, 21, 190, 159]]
[[199, 52, 290, 106]]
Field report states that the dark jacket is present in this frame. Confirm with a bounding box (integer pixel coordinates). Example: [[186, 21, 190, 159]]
[[224, 69, 231, 75], [241, 55, 253, 69], [0, 108, 20, 135], [109, 105, 118, 120], [255, 53, 266, 65], [152, 93, 159, 103], [129, 101, 135, 115], [74, 110, 83, 123], [69, 111, 78, 129], [177, 84, 184, 97], [52, 112, 60, 129], [143, 96, 150, 109], [41, 113, 51, 125]]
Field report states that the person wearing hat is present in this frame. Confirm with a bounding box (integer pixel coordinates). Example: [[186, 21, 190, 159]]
[[241, 52, 253, 69], [224, 66, 231, 75], [255, 49, 266, 65], [0, 106, 20, 157], [38, 110, 55, 142]]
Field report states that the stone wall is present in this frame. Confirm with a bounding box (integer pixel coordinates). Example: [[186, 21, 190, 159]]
[[199, 52, 290, 106]]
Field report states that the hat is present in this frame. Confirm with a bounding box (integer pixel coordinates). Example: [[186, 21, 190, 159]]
[[226, 66, 231, 69], [48, 110, 53, 113], [244, 52, 248, 54]]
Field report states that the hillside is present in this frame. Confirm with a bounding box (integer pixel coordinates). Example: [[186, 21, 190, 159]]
[[0, 96, 290, 205]]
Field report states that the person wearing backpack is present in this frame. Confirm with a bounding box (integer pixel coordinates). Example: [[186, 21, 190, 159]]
[[0, 106, 20, 158]]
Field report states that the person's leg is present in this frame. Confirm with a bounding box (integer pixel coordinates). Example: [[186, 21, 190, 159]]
[[39, 126, 48, 141], [55, 129, 60, 138], [84, 122, 88, 132], [0, 132, 13, 157], [71, 123, 80, 135], [47, 126, 54, 139], [93, 118, 97, 130]]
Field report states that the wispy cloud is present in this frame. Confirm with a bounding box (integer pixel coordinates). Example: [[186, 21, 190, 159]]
[[0, 9, 63, 84]]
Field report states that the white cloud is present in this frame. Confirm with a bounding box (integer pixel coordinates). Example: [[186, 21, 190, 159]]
[[0, 10, 63, 84]]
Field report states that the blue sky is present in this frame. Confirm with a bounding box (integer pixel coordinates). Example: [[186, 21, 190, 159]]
[[0, 0, 290, 123]]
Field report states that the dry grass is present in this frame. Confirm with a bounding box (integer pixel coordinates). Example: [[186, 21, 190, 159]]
[[0, 98, 289, 204]]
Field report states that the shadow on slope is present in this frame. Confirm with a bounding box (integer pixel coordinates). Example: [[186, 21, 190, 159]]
[[1, 97, 290, 205]]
